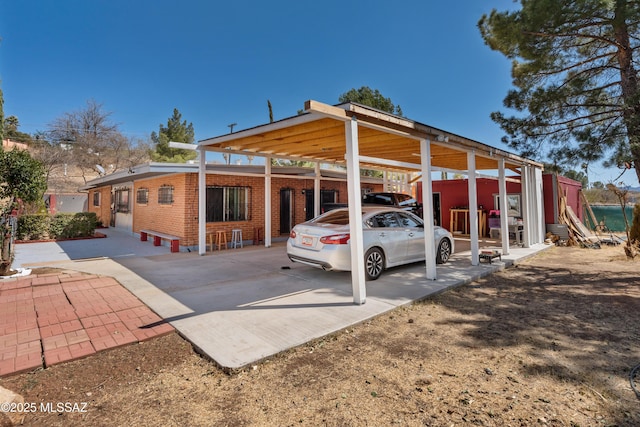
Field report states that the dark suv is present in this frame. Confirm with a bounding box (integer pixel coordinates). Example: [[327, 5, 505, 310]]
[[322, 192, 423, 216], [362, 192, 422, 216]]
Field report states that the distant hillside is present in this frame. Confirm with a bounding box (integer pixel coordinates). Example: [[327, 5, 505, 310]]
[[46, 164, 100, 194]]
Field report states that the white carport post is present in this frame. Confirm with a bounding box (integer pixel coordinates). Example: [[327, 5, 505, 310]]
[[314, 162, 321, 217], [198, 147, 207, 255], [520, 164, 545, 247], [467, 151, 479, 265], [419, 139, 437, 280], [498, 158, 510, 255], [533, 167, 545, 244], [521, 164, 531, 248], [345, 117, 366, 305], [264, 157, 272, 247]]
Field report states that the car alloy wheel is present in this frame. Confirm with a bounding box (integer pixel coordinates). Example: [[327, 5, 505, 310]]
[[436, 238, 451, 264], [365, 247, 384, 280]]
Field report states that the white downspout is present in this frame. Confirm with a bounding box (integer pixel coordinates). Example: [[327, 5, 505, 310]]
[[198, 149, 207, 255], [265, 157, 272, 247]]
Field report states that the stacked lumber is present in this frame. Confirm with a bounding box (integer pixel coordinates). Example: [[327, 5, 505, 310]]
[[555, 180, 600, 248], [564, 205, 601, 248]]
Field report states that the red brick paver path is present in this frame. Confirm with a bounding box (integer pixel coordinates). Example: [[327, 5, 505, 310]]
[[0, 271, 174, 377]]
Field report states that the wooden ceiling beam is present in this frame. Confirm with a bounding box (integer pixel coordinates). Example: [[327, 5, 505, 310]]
[[237, 127, 346, 152], [218, 118, 342, 150]]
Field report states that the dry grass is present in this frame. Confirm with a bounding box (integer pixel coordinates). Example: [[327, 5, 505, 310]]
[[2, 245, 639, 426]]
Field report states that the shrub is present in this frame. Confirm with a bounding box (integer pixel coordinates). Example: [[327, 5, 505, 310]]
[[50, 213, 98, 239], [16, 214, 50, 240]]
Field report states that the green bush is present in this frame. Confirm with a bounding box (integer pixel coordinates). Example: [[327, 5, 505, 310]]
[[16, 214, 50, 240], [17, 212, 97, 241], [631, 204, 640, 244], [50, 213, 98, 239]]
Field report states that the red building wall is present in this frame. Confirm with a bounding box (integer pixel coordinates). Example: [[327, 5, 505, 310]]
[[429, 179, 522, 234], [87, 186, 113, 226], [542, 174, 583, 224], [420, 174, 583, 235]]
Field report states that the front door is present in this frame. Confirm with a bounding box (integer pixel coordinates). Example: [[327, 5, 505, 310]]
[[304, 189, 336, 220], [280, 188, 294, 235], [432, 193, 441, 226]]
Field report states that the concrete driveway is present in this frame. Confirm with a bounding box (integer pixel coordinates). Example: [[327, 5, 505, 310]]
[[13, 227, 549, 370]]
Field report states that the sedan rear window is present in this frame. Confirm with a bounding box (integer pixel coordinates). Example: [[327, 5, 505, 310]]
[[313, 210, 351, 225], [311, 210, 370, 225]]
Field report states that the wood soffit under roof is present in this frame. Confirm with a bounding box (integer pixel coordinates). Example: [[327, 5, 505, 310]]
[[198, 100, 543, 174]]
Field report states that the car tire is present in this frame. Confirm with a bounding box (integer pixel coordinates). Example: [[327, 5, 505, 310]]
[[436, 238, 452, 264], [364, 247, 385, 280]]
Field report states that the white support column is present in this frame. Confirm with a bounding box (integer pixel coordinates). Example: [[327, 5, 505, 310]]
[[420, 139, 437, 280], [521, 165, 530, 248], [314, 162, 321, 217], [264, 157, 272, 247], [533, 167, 545, 244], [467, 151, 479, 265], [522, 164, 543, 246], [345, 118, 366, 305], [498, 158, 510, 255], [198, 149, 207, 255]]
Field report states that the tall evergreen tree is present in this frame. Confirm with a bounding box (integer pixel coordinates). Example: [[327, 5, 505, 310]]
[[479, 0, 640, 183], [3, 116, 33, 143], [150, 108, 197, 162]]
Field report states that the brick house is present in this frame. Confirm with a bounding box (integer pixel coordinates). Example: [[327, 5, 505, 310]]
[[82, 162, 384, 250]]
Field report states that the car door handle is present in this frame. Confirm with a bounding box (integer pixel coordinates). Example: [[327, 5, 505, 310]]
[[408, 232, 415, 237], [379, 232, 386, 237]]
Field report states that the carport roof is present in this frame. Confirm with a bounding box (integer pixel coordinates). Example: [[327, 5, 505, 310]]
[[199, 100, 543, 174]]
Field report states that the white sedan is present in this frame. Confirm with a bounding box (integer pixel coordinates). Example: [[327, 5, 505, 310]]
[[286, 206, 454, 280]]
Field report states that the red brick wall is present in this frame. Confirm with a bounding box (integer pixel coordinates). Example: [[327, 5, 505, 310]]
[[133, 174, 190, 242], [88, 173, 383, 247], [87, 187, 112, 226]]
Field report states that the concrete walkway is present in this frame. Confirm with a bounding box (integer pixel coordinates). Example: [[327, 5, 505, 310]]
[[12, 228, 551, 371]]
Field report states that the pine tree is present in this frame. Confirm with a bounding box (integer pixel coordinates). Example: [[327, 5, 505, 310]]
[[150, 109, 197, 163], [479, 0, 640, 183]]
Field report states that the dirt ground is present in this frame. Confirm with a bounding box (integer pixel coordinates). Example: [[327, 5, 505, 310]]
[[1, 245, 639, 426]]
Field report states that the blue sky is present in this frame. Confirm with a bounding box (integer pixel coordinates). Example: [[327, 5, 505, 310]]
[[0, 1, 627, 184]]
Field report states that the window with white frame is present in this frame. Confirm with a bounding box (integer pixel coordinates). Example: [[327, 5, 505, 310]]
[[93, 191, 100, 207], [494, 194, 522, 217]]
